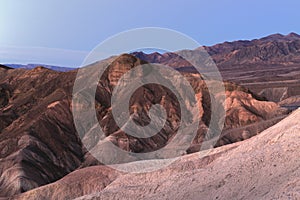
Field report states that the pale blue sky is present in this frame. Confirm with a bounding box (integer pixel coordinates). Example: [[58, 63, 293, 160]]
[[0, 0, 299, 67]]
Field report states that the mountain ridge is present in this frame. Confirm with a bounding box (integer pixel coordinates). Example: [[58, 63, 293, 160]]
[[4, 64, 75, 72], [132, 32, 300, 102]]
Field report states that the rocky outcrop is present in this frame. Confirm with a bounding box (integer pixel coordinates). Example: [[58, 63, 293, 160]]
[[0, 67, 84, 197]]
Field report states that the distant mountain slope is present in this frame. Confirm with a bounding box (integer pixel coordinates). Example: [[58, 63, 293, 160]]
[[0, 64, 12, 70], [132, 32, 300, 102], [205, 32, 300, 66], [5, 64, 75, 72], [133, 32, 300, 67]]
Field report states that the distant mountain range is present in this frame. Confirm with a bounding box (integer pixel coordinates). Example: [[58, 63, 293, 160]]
[[4, 63, 75, 72], [133, 32, 300, 68], [0, 64, 12, 70], [132, 32, 300, 102], [4, 32, 300, 73]]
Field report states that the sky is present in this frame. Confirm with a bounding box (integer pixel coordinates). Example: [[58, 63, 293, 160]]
[[0, 0, 300, 67]]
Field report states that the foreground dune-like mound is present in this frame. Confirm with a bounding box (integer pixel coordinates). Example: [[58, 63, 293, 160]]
[[15, 109, 300, 200]]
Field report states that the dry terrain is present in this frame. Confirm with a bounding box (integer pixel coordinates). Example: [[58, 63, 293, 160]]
[[0, 33, 299, 199]]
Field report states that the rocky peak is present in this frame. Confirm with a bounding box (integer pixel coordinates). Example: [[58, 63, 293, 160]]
[[286, 32, 300, 39], [103, 54, 147, 86]]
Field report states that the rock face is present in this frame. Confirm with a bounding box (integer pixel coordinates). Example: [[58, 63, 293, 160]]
[[15, 108, 300, 200], [0, 67, 83, 196], [132, 33, 300, 102], [0, 53, 287, 197]]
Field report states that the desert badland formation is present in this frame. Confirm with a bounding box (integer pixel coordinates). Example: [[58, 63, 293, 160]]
[[0, 33, 300, 199]]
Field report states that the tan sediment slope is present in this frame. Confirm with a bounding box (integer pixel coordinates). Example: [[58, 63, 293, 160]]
[[15, 109, 300, 200]]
